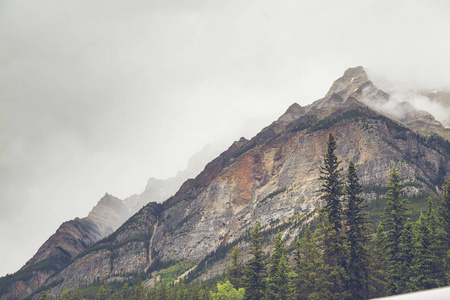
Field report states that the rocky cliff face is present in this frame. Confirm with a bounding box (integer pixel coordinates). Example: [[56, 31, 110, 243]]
[[4, 194, 127, 299], [2, 67, 449, 299]]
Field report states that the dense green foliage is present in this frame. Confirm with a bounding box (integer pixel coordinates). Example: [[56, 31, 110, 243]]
[[382, 167, 410, 295], [210, 280, 244, 300], [243, 221, 266, 300], [344, 161, 369, 299], [226, 246, 243, 289], [266, 231, 289, 300], [291, 227, 333, 299], [318, 133, 348, 298], [320, 133, 344, 232]]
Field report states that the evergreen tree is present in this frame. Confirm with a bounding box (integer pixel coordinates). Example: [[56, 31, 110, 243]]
[[227, 246, 244, 289], [274, 254, 289, 300], [382, 167, 409, 295], [111, 289, 120, 300], [69, 288, 83, 300], [95, 282, 111, 300], [440, 176, 450, 284], [156, 279, 169, 300], [344, 161, 369, 299], [177, 280, 188, 300], [291, 236, 304, 299], [441, 177, 450, 250], [267, 231, 284, 300], [318, 133, 348, 298], [120, 283, 130, 300], [131, 281, 146, 300], [397, 219, 415, 293], [193, 282, 210, 300], [60, 289, 69, 300], [318, 218, 349, 299], [292, 227, 333, 300], [39, 290, 49, 300], [244, 221, 266, 300], [320, 133, 344, 232], [412, 200, 443, 290], [368, 223, 387, 298]]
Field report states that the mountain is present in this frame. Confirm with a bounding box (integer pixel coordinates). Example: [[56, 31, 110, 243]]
[[0, 145, 222, 299], [2, 66, 449, 299]]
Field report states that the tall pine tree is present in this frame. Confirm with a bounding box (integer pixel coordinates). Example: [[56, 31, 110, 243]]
[[320, 133, 344, 232], [440, 176, 450, 284], [244, 221, 266, 300], [227, 246, 244, 289], [412, 199, 444, 290], [382, 167, 409, 295], [319, 133, 348, 298], [368, 223, 387, 298], [274, 254, 290, 300], [267, 231, 288, 300], [344, 161, 369, 299], [292, 227, 333, 300], [397, 219, 415, 293]]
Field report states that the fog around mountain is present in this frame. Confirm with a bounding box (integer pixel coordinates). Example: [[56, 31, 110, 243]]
[[1, 0, 450, 276]]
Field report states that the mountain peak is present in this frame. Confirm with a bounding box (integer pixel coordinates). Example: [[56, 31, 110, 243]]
[[325, 66, 369, 97], [277, 103, 304, 123], [342, 66, 367, 82]]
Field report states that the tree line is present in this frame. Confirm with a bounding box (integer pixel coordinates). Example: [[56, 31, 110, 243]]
[[226, 133, 450, 300], [37, 133, 450, 300]]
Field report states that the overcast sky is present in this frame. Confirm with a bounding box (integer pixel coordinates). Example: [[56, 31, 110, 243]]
[[1, 0, 450, 277]]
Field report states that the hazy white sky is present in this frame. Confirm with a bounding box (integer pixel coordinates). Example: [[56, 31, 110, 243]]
[[1, 0, 450, 276]]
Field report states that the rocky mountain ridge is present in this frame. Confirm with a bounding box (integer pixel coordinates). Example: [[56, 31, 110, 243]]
[[2, 66, 450, 299], [0, 145, 222, 299]]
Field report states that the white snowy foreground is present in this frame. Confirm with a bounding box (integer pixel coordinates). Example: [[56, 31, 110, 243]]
[[374, 286, 450, 299]]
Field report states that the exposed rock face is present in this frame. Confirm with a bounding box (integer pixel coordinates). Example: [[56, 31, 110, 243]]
[[86, 194, 130, 238], [51, 203, 160, 291], [2, 67, 449, 299], [1, 146, 223, 299], [5, 194, 126, 299]]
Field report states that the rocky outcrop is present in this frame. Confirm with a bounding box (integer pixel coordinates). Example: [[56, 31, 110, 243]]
[[3, 194, 125, 300], [49, 202, 160, 292]]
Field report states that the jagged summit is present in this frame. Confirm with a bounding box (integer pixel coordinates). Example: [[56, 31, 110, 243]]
[[325, 66, 369, 96], [313, 67, 386, 110], [277, 103, 304, 123]]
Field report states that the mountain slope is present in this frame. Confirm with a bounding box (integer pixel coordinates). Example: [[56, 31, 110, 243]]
[[42, 67, 450, 296], [2, 67, 449, 299], [0, 146, 222, 299]]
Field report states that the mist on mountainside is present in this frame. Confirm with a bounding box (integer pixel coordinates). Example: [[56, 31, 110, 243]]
[[366, 68, 450, 128]]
